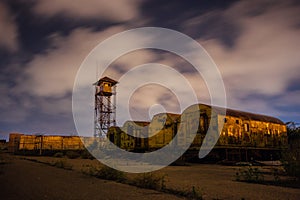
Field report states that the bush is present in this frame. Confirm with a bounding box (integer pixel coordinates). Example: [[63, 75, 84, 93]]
[[283, 160, 300, 179], [53, 160, 73, 170], [235, 167, 264, 182], [284, 122, 300, 179], [282, 148, 300, 179], [132, 173, 167, 190], [65, 151, 80, 159], [272, 168, 281, 182], [166, 186, 203, 200], [190, 186, 203, 200], [85, 165, 126, 182]]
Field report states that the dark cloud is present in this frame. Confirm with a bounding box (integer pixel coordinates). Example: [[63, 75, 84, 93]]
[[0, 1, 19, 52], [0, 0, 300, 139], [141, 0, 237, 27], [286, 78, 300, 92], [141, 0, 240, 47]]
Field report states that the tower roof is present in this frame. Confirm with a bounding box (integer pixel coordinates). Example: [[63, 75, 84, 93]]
[[96, 76, 118, 86]]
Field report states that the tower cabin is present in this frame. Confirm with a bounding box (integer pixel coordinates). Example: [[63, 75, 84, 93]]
[[95, 76, 118, 96]]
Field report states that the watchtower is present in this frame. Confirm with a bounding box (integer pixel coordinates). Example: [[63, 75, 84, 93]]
[[94, 76, 118, 137]]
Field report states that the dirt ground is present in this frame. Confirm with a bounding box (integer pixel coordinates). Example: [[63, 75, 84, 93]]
[[1, 153, 300, 200], [0, 154, 184, 200], [159, 165, 300, 200]]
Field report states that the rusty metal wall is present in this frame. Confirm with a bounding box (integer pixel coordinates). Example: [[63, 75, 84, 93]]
[[8, 104, 288, 155], [148, 113, 179, 150], [9, 134, 87, 153]]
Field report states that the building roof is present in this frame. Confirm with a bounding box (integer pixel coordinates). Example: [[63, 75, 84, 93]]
[[199, 104, 285, 125], [123, 121, 150, 127], [153, 112, 181, 122]]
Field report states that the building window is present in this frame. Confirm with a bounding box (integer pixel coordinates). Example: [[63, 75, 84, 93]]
[[224, 118, 227, 123], [200, 114, 208, 133], [236, 120, 239, 124], [244, 123, 249, 132]]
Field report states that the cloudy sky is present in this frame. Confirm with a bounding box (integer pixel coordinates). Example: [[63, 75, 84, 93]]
[[0, 0, 300, 139]]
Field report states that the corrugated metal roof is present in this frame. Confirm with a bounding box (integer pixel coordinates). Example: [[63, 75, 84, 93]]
[[199, 104, 284, 125], [96, 76, 118, 86], [153, 113, 181, 122], [123, 120, 150, 127]]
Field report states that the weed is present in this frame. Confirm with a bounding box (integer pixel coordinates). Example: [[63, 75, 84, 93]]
[[282, 158, 300, 179], [235, 167, 264, 183], [191, 186, 203, 200], [132, 173, 167, 190], [272, 168, 280, 182], [84, 165, 126, 182], [52, 160, 73, 170], [166, 186, 203, 200]]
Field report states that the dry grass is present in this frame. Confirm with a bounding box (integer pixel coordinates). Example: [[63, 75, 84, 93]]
[[19, 155, 300, 200]]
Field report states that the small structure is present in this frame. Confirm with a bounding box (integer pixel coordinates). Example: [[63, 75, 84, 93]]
[[8, 133, 24, 153], [123, 121, 150, 150], [107, 121, 150, 152], [148, 113, 180, 150], [94, 76, 118, 137]]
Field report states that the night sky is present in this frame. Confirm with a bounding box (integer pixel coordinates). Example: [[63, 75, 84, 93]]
[[0, 0, 300, 140]]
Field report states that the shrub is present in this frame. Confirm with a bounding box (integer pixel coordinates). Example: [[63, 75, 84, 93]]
[[282, 149, 300, 179], [283, 122, 300, 179], [166, 186, 203, 200], [235, 167, 264, 182], [53, 160, 73, 170], [272, 168, 281, 182], [191, 186, 203, 200], [283, 160, 300, 179], [132, 173, 167, 190], [86, 165, 126, 182]]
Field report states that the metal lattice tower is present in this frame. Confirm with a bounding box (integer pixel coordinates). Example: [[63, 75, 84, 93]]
[[94, 76, 118, 137]]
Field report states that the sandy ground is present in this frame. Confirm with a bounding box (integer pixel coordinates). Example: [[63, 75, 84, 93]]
[[1, 153, 300, 200], [159, 165, 300, 200], [0, 154, 184, 200]]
